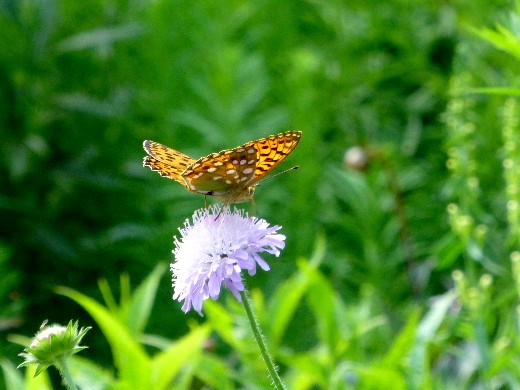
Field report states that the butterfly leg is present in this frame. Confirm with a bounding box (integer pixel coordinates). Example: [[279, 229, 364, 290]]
[[249, 198, 258, 218]]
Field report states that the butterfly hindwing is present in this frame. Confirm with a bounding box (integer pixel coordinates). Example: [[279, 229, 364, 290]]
[[182, 146, 257, 194], [143, 140, 195, 170], [142, 156, 185, 184], [143, 140, 196, 184]]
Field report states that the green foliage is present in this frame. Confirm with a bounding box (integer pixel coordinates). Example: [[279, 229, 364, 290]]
[[57, 264, 214, 389], [1, 0, 520, 388]]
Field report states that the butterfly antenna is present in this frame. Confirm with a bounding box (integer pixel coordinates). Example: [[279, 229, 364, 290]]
[[254, 166, 300, 187]]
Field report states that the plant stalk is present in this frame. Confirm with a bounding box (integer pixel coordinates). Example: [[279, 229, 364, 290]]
[[56, 357, 79, 390], [240, 289, 286, 390]]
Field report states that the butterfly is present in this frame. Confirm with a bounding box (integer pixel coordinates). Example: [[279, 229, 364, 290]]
[[143, 131, 302, 203]]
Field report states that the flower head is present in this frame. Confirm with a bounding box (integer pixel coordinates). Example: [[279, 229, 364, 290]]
[[18, 320, 91, 377], [172, 205, 286, 315]]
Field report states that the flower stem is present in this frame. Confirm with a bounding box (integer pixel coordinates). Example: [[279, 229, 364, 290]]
[[240, 289, 286, 390], [55, 357, 79, 390]]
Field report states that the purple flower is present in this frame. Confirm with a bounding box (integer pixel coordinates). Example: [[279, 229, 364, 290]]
[[171, 205, 286, 315]]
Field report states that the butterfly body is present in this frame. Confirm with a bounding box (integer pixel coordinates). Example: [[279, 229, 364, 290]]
[[143, 131, 301, 203]]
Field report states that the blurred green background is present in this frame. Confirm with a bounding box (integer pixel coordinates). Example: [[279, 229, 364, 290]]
[[1, 0, 520, 388]]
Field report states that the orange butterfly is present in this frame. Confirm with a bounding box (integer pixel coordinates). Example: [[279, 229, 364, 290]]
[[143, 131, 301, 203]]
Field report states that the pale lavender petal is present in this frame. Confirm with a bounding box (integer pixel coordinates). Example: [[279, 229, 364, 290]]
[[225, 280, 244, 301], [253, 253, 270, 271], [208, 275, 222, 298]]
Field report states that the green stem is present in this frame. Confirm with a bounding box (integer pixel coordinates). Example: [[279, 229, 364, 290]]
[[55, 357, 78, 390], [240, 289, 286, 390]]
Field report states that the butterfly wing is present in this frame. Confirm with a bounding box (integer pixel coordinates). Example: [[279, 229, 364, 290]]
[[182, 146, 258, 195], [144, 131, 301, 203], [246, 130, 301, 185], [143, 140, 196, 184], [182, 131, 301, 197]]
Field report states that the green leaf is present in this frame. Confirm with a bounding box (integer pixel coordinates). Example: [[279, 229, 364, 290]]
[[69, 356, 115, 390], [1, 358, 24, 390], [191, 352, 235, 390], [267, 259, 312, 347], [383, 309, 421, 366], [468, 24, 520, 60], [54, 24, 143, 53], [122, 263, 167, 335], [408, 290, 457, 388], [204, 300, 243, 351], [470, 87, 520, 96], [279, 352, 326, 388], [358, 366, 407, 390], [151, 325, 211, 390], [23, 364, 53, 390], [301, 261, 341, 355], [265, 236, 326, 348], [434, 234, 464, 270]]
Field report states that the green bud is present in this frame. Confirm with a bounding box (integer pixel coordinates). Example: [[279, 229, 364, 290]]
[[18, 320, 91, 377]]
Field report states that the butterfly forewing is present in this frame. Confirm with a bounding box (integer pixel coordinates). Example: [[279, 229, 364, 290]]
[[247, 131, 301, 185]]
